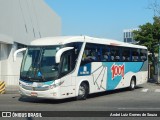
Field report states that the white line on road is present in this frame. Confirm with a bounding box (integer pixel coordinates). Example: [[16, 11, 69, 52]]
[[118, 108, 160, 110], [141, 88, 149, 92]]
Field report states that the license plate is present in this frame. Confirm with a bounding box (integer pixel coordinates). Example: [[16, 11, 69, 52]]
[[32, 82, 43, 87], [31, 92, 38, 97]]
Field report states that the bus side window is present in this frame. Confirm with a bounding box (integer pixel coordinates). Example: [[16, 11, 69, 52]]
[[132, 49, 140, 61], [61, 54, 71, 73], [140, 49, 147, 61], [97, 47, 102, 61], [122, 48, 130, 61], [81, 43, 97, 63], [110, 47, 120, 61], [60, 51, 74, 77], [102, 47, 110, 61]]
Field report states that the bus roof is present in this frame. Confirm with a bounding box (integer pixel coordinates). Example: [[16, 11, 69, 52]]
[[30, 36, 147, 49]]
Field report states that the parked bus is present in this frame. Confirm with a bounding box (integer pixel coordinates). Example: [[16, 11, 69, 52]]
[[14, 36, 148, 100]]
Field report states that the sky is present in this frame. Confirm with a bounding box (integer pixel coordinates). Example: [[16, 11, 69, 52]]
[[44, 0, 157, 41]]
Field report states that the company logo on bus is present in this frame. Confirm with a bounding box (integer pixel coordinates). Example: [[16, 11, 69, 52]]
[[111, 63, 125, 80], [80, 66, 89, 75]]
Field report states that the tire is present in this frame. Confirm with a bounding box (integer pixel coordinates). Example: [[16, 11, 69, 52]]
[[129, 78, 136, 90], [77, 82, 89, 100]]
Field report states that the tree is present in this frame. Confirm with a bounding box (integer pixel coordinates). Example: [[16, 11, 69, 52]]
[[133, 16, 160, 74], [147, 0, 160, 16]]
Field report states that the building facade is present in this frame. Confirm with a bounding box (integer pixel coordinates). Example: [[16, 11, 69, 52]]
[[123, 28, 139, 44], [0, 0, 61, 87]]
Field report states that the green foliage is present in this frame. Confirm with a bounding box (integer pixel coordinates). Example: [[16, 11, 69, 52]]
[[133, 16, 160, 53], [133, 16, 160, 75]]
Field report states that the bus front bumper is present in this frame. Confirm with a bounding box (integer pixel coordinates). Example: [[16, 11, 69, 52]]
[[19, 86, 62, 99]]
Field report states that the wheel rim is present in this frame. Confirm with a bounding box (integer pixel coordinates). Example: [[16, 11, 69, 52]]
[[78, 86, 85, 96]]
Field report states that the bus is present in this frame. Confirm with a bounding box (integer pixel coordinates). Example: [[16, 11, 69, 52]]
[[14, 36, 148, 100]]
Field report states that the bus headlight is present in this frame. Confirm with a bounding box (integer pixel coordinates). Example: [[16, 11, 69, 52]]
[[49, 81, 64, 89], [49, 84, 58, 89], [19, 82, 22, 86]]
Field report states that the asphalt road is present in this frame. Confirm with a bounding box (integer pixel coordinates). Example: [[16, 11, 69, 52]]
[[1, 83, 160, 120]]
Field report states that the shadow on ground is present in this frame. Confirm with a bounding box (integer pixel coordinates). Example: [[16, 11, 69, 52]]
[[18, 86, 143, 104], [148, 79, 157, 83]]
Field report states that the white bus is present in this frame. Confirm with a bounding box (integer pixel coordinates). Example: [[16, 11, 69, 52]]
[[15, 36, 148, 100]]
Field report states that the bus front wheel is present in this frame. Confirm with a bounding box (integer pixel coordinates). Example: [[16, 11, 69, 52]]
[[129, 78, 136, 90], [77, 82, 89, 100]]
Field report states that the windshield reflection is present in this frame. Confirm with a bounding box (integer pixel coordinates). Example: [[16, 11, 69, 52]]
[[20, 46, 60, 82]]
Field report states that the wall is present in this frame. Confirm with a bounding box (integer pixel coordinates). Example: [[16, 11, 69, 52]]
[[0, 0, 61, 87], [0, 0, 61, 45], [0, 43, 22, 85]]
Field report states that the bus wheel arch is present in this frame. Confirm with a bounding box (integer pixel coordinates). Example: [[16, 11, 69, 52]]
[[77, 81, 89, 100], [130, 76, 136, 90]]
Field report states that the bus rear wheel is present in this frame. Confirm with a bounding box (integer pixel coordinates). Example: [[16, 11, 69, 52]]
[[77, 82, 89, 100], [129, 78, 136, 90]]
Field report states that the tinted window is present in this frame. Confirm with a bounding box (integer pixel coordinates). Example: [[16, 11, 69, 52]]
[[82, 43, 97, 62], [110, 47, 120, 61], [122, 47, 130, 61], [81, 43, 147, 63], [102, 46, 110, 61], [140, 49, 147, 61], [131, 49, 140, 61]]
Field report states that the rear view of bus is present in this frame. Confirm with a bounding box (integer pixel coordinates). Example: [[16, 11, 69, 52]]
[[15, 36, 148, 100]]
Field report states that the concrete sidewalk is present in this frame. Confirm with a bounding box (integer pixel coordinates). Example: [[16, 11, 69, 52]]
[[5, 85, 19, 94]]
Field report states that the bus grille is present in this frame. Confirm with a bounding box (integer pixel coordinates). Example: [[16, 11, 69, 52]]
[[22, 85, 49, 91]]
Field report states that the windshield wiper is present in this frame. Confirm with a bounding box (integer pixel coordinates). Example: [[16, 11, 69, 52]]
[[37, 48, 47, 81], [24, 48, 42, 81]]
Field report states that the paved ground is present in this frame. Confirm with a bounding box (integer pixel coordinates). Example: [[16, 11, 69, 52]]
[[1, 82, 160, 120]]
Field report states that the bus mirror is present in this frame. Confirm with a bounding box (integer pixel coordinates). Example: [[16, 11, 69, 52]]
[[55, 47, 74, 63], [13, 48, 27, 62]]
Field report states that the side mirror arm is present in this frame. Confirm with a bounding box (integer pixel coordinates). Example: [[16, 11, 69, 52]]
[[14, 48, 27, 61], [55, 47, 74, 63]]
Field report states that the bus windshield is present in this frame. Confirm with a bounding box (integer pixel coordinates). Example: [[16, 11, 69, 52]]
[[20, 46, 61, 82]]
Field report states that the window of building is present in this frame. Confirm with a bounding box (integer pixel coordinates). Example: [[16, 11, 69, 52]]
[[124, 33, 126, 38], [126, 32, 128, 38], [126, 38, 132, 43]]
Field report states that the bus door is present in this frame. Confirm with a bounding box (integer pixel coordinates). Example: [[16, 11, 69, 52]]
[[59, 50, 76, 97]]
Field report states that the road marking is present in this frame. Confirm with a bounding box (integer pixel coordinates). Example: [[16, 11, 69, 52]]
[[140, 89, 160, 93], [155, 89, 160, 92], [141, 88, 148, 92], [118, 108, 160, 110]]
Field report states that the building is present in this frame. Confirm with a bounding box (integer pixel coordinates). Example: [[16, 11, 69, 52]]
[[123, 28, 139, 44], [0, 0, 61, 87]]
